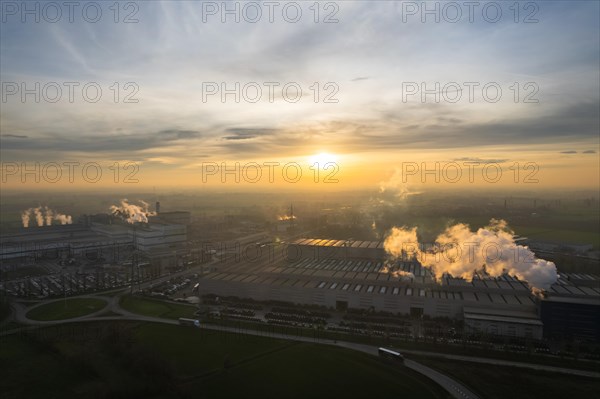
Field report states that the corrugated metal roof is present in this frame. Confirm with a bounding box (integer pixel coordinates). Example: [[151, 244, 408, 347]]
[[464, 313, 542, 326]]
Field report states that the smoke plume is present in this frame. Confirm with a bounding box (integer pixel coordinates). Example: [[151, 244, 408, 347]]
[[33, 207, 44, 226], [21, 211, 30, 228], [380, 261, 415, 280], [378, 168, 423, 201], [110, 199, 156, 224], [54, 214, 73, 225], [383, 219, 558, 294], [21, 206, 73, 227]]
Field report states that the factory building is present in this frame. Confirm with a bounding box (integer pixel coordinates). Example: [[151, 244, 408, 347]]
[[0, 224, 131, 261], [463, 307, 543, 339], [540, 296, 600, 342], [133, 223, 187, 252], [0, 218, 188, 261], [288, 238, 386, 260], [197, 238, 600, 341], [199, 256, 539, 318], [88, 220, 188, 253]]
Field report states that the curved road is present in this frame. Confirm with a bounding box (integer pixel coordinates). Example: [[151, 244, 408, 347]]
[[5, 292, 600, 397], [6, 292, 480, 399]]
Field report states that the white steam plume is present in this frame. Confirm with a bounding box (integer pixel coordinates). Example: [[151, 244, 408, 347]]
[[383, 219, 558, 295], [380, 262, 415, 280], [21, 206, 73, 227], [33, 207, 44, 226], [109, 199, 156, 224], [54, 214, 73, 225], [21, 210, 30, 228], [378, 168, 423, 201], [44, 207, 54, 226]]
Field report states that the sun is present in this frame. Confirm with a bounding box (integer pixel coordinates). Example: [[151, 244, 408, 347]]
[[308, 152, 338, 166]]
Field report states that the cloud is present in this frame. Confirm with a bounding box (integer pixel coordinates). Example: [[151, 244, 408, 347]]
[[560, 150, 578, 154], [222, 128, 277, 141], [223, 135, 256, 140], [453, 157, 509, 164], [0, 2, 598, 166], [437, 117, 463, 124], [0, 129, 203, 153], [158, 129, 201, 140], [1, 134, 28, 139], [582, 150, 597, 154], [335, 100, 600, 151], [225, 128, 277, 136]]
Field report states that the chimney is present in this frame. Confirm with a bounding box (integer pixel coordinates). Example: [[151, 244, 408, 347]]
[[156, 201, 161, 214]]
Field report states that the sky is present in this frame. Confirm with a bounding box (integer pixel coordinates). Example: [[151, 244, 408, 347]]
[[1, 1, 599, 191]]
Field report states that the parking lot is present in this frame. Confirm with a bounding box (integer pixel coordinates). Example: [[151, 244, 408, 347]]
[[0, 269, 131, 299], [0, 250, 159, 299]]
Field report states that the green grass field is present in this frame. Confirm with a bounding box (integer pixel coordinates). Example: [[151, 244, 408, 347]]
[[134, 322, 292, 375], [0, 333, 91, 399], [0, 299, 10, 322], [136, 321, 444, 399], [202, 317, 600, 372], [96, 310, 123, 317], [118, 296, 598, 372], [400, 211, 600, 249], [413, 356, 600, 399], [26, 298, 107, 321], [187, 341, 444, 399], [511, 225, 600, 249], [119, 295, 197, 319], [0, 321, 23, 333], [0, 321, 447, 399], [97, 288, 128, 297]]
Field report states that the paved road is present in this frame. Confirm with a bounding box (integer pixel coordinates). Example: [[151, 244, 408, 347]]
[[194, 323, 480, 399], [5, 310, 481, 399], [399, 348, 600, 379], [6, 294, 480, 399], [6, 292, 600, 397]]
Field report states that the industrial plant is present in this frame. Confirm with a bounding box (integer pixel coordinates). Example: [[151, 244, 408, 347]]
[[1, 201, 190, 263], [1, 201, 599, 345], [197, 237, 600, 342]]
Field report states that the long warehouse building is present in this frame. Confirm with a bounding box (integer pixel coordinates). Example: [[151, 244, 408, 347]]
[[197, 238, 600, 341]]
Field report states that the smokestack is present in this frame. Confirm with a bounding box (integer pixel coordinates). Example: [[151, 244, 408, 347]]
[[156, 201, 161, 214]]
